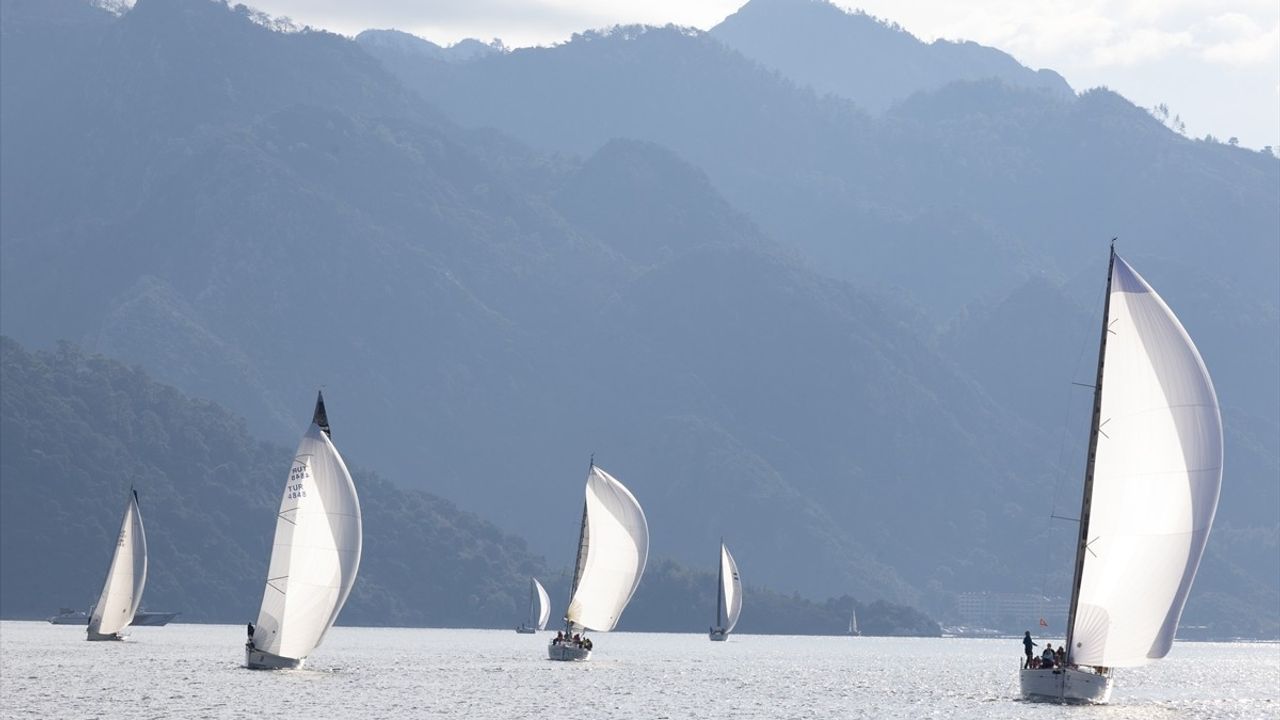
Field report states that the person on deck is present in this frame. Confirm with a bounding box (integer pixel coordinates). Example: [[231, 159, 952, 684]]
[[1055, 645, 1066, 667], [1023, 631, 1037, 668], [1042, 646, 1057, 667]]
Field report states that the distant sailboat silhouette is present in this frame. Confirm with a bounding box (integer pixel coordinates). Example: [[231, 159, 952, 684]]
[[709, 542, 742, 641], [517, 577, 551, 633], [1020, 246, 1223, 703], [246, 392, 363, 669]]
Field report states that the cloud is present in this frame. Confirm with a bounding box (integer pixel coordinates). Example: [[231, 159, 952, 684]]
[[1199, 13, 1280, 66], [1090, 27, 1195, 67]]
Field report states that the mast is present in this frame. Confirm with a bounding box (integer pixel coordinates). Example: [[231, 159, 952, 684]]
[[528, 577, 536, 627], [565, 457, 592, 630], [1064, 241, 1117, 664], [715, 541, 725, 629]]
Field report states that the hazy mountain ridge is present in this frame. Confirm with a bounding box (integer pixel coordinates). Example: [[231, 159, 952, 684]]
[[0, 336, 941, 635], [0, 0, 1275, 637], [710, 0, 1072, 113]]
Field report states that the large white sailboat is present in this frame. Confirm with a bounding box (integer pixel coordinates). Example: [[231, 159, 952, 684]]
[[246, 392, 363, 670], [548, 462, 649, 661], [517, 577, 551, 633], [708, 542, 742, 641], [1020, 246, 1223, 704], [86, 489, 147, 641]]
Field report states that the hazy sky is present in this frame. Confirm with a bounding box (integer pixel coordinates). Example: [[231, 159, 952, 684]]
[[245, 0, 1279, 151]]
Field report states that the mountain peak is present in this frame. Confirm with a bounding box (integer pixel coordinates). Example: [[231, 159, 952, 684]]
[[711, 0, 1071, 112]]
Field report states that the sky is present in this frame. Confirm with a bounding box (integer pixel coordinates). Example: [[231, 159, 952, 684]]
[[243, 0, 1279, 151]]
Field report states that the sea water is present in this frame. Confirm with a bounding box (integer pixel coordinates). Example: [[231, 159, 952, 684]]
[[1, 622, 1276, 719]]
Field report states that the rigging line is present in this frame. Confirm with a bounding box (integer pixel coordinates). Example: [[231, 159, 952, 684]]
[[1039, 261, 1110, 605]]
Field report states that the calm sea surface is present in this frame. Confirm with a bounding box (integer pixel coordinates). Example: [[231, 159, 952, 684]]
[[1, 622, 1276, 719]]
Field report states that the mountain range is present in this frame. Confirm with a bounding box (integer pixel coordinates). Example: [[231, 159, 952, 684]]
[[0, 0, 1275, 637]]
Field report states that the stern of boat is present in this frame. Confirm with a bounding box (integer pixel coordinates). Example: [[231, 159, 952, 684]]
[[547, 641, 591, 661], [1020, 667, 1113, 704], [245, 643, 305, 670], [709, 628, 729, 641]]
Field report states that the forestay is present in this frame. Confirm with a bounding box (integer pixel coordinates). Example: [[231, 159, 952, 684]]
[[721, 543, 743, 634], [251, 408, 363, 661], [565, 466, 649, 632], [87, 491, 148, 638], [1070, 256, 1223, 667]]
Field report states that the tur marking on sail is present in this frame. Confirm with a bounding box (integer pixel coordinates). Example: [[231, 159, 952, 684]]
[[245, 392, 363, 670], [1020, 245, 1223, 704]]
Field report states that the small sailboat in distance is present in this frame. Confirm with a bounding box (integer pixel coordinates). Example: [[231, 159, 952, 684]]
[[1020, 244, 1223, 704], [548, 461, 648, 661], [849, 605, 861, 636], [708, 541, 741, 641], [517, 577, 551, 633], [246, 392, 363, 670], [86, 489, 147, 641]]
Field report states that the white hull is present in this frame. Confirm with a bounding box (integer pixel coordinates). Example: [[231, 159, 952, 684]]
[[548, 641, 591, 661], [1020, 667, 1113, 704], [709, 628, 728, 641], [131, 611, 180, 626], [245, 644, 304, 670]]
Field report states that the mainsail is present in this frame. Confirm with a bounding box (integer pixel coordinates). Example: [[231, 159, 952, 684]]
[[565, 465, 649, 632], [1066, 254, 1223, 668], [718, 543, 742, 633], [251, 392, 363, 661], [531, 577, 551, 631], [87, 490, 147, 639]]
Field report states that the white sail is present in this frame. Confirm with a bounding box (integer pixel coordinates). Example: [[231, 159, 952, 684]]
[[720, 543, 743, 633], [565, 466, 649, 632], [533, 578, 551, 630], [251, 396, 363, 661], [87, 490, 147, 638], [1070, 256, 1223, 667]]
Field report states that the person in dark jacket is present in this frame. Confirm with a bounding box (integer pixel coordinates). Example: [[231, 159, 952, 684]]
[[1023, 631, 1037, 668]]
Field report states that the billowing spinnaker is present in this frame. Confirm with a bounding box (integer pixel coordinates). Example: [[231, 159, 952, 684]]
[[252, 423, 362, 660], [721, 543, 743, 634], [533, 578, 552, 630], [88, 491, 147, 637], [1071, 256, 1223, 667], [565, 466, 649, 632]]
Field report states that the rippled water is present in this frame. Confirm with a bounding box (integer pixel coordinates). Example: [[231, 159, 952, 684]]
[[1, 622, 1276, 719]]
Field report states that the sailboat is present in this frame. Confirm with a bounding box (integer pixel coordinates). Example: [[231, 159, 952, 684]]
[[548, 462, 649, 661], [517, 577, 551, 633], [849, 606, 860, 636], [1020, 246, 1223, 704], [245, 392, 363, 670], [86, 489, 147, 641], [708, 542, 742, 641]]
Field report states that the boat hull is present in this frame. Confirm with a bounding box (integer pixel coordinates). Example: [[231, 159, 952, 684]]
[[516, 626, 536, 634], [85, 630, 126, 641], [245, 644, 305, 670], [709, 629, 729, 641], [49, 612, 89, 626], [547, 642, 591, 661], [1020, 667, 1113, 704], [131, 611, 180, 626]]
